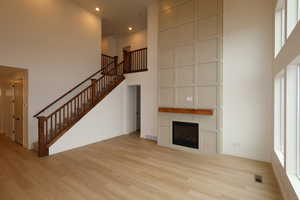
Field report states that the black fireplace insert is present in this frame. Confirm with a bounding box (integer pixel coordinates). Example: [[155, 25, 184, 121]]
[[172, 121, 199, 149]]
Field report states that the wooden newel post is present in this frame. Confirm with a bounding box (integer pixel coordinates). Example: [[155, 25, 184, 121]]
[[113, 56, 118, 75], [128, 52, 132, 72], [123, 50, 127, 73], [123, 50, 131, 73], [91, 79, 97, 104], [37, 116, 48, 157]]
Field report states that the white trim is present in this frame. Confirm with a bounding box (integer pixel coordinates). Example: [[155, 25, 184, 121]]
[[272, 151, 299, 200], [298, 0, 300, 21], [297, 65, 300, 179], [274, 72, 286, 167], [276, 0, 285, 10], [275, 149, 285, 166], [287, 174, 300, 198]]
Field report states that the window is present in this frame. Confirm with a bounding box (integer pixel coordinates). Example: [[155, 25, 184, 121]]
[[280, 65, 300, 198], [297, 65, 300, 179], [287, 0, 298, 37], [281, 9, 286, 45], [298, 128, 300, 179], [275, 73, 285, 164], [275, 0, 300, 56], [275, 7, 286, 57], [298, 0, 300, 21]]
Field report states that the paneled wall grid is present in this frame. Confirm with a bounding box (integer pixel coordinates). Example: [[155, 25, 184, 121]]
[[158, 0, 223, 154]]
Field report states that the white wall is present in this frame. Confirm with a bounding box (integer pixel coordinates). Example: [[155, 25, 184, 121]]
[[51, 1, 159, 153], [116, 30, 148, 60], [102, 35, 118, 56], [101, 28, 149, 136], [101, 19, 151, 138], [119, 3, 158, 141], [102, 29, 147, 60], [223, 0, 274, 162], [0, 0, 102, 149], [138, 2, 158, 140], [103, 3, 158, 140], [50, 81, 126, 155]]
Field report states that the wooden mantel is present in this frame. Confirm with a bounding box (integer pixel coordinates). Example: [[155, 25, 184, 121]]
[[158, 107, 213, 116]]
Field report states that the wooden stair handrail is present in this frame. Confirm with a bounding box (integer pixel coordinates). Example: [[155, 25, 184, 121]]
[[37, 60, 125, 156], [33, 60, 116, 118], [36, 49, 147, 157], [130, 47, 147, 53], [45, 63, 123, 122], [123, 48, 147, 74], [101, 53, 114, 58], [45, 85, 92, 119]]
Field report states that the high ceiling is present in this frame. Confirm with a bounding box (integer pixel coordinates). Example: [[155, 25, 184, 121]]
[[72, 0, 152, 37]]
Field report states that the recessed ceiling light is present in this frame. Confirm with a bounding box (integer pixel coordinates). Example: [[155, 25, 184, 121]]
[[95, 7, 100, 12], [128, 27, 133, 31]]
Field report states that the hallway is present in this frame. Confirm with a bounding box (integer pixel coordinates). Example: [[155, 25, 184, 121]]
[[0, 134, 282, 200], [0, 66, 28, 148]]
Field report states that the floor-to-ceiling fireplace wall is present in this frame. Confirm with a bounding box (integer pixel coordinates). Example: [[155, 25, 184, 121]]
[[157, 0, 223, 154]]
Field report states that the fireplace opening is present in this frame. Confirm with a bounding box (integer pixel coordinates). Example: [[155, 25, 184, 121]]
[[172, 121, 199, 149]]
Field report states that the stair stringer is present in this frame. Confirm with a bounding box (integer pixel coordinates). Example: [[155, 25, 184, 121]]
[[49, 81, 126, 155]]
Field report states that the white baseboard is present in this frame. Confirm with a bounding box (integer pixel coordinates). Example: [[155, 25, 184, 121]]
[[143, 135, 157, 141], [272, 152, 299, 200]]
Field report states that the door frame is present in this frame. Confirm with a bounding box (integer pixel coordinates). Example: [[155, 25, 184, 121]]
[[136, 85, 141, 132], [0, 66, 28, 148], [126, 84, 142, 136]]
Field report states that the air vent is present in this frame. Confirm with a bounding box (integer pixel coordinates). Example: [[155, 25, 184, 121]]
[[254, 175, 263, 183]]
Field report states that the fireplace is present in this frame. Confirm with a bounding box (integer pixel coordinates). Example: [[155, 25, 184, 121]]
[[172, 121, 199, 149]]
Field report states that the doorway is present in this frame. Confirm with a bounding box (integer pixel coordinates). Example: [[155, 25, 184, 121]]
[[126, 85, 141, 137], [0, 66, 28, 148], [136, 85, 141, 133]]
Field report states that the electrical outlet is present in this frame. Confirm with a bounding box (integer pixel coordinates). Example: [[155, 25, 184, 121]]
[[186, 96, 193, 102]]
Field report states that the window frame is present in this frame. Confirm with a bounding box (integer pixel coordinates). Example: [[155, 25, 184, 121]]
[[287, 0, 299, 37], [275, 6, 286, 57], [280, 76, 285, 157], [275, 73, 286, 165], [298, 0, 300, 21], [297, 65, 300, 179], [281, 8, 286, 45]]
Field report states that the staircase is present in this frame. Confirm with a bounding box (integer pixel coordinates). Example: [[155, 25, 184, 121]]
[[34, 48, 147, 157]]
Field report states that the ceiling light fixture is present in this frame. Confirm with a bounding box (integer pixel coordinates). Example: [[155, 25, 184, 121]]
[[95, 7, 100, 12], [128, 27, 133, 31]]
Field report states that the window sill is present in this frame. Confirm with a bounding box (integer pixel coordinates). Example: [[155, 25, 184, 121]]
[[275, 150, 285, 166], [287, 174, 300, 199]]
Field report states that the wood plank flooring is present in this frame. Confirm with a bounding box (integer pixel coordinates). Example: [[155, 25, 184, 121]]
[[0, 133, 282, 200]]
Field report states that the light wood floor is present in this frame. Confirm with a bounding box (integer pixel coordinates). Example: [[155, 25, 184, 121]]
[[0, 133, 282, 200]]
